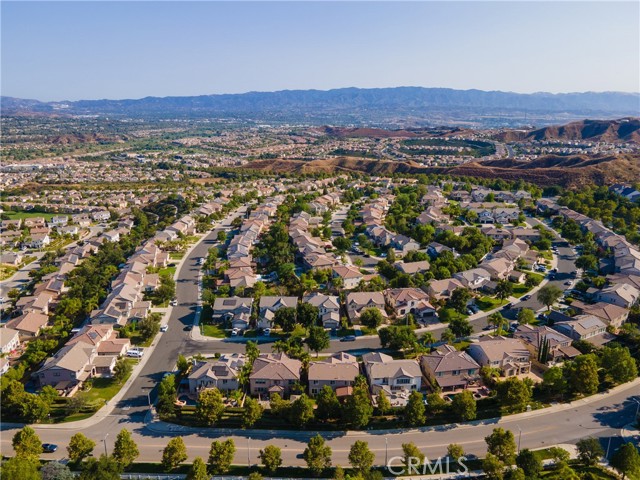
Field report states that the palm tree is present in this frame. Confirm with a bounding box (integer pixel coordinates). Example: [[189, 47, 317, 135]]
[[488, 312, 507, 334], [420, 332, 436, 350]]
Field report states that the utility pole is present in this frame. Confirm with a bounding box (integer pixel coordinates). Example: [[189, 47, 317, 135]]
[[247, 437, 251, 467], [516, 425, 522, 453], [385, 437, 388, 466], [103, 433, 109, 456]]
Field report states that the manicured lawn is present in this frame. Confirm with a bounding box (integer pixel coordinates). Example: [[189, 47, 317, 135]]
[[337, 327, 355, 337], [453, 340, 471, 351], [158, 265, 176, 277], [45, 237, 73, 251], [476, 296, 503, 311], [438, 307, 468, 322], [360, 326, 378, 336], [170, 252, 185, 260], [512, 283, 532, 298], [4, 211, 56, 221], [201, 324, 229, 338], [80, 362, 136, 404]]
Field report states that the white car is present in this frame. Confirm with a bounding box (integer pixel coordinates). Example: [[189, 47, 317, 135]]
[[126, 348, 144, 358], [160, 325, 168, 332], [170, 299, 178, 307]]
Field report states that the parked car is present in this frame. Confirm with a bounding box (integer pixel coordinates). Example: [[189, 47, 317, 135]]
[[263, 328, 271, 336], [503, 303, 513, 310], [42, 444, 58, 453], [126, 348, 144, 358], [340, 335, 356, 342], [170, 299, 178, 306], [521, 295, 531, 301], [160, 325, 168, 332], [184, 325, 193, 331]]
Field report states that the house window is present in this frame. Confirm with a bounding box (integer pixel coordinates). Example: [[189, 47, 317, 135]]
[[222, 379, 227, 384], [330, 380, 335, 385], [396, 378, 411, 385], [256, 380, 266, 385], [452, 370, 460, 375], [53, 373, 60, 377]]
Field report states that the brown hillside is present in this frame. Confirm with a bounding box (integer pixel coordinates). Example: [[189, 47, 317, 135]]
[[495, 118, 640, 143], [50, 133, 127, 144]]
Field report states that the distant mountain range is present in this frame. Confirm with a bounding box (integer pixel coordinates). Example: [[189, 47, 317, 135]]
[[497, 118, 640, 143], [2, 87, 639, 127]]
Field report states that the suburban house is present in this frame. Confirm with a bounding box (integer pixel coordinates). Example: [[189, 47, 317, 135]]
[[392, 234, 420, 254], [188, 353, 246, 394], [332, 265, 364, 289], [454, 268, 491, 290], [595, 283, 640, 308], [258, 296, 298, 330], [480, 257, 514, 281], [394, 260, 430, 275], [345, 292, 387, 323], [249, 353, 302, 398], [553, 316, 609, 343], [212, 297, 253, 331], [0, 328, 21, 354], [308, 352, 360, 396], [6, 311, 49, 338], [576, 302, 628, 327], [361, 352, 422, 395], [513, 325, 580, 364], [303, 293, 341, 330], [426, 278, 465, 300], [384, 288, 436, 321], [467, 337, 531, 377], [420, 345, 481, 392], [27, 233, 51, 249], [36, 342, 96, 395]]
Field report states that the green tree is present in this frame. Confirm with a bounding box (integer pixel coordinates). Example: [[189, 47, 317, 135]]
[[12, 426, 42, 460], [485, 428, 517, 465], [112, 428, 139, 469], [196, 387, 225, 425], [273, 306, 297, 332], [316, 385, 341, 420], [67, 432, 96, 463], [482, 453, 505, 480], [157, 374, 177, 418], [376, 390, 392, 415], [488, 312, 508, 334], [297, 302, 320, 328], [405, 390, 426, 426], [259, 445, 282, 474], [441, 328, 456, 344], [496, 377, 532, 413], [78, 455, 123, 480], [162, 437, 188, 472], [269, 392, 291, 417], [137, 315, 160, 340], [246, 340, 260, 364], [343, 380, 373, 428], [517, 308, 535, 325], [217, 230, 227, 242], [541, 366, 567, 398], [576, 437, 604, 465], [447, 444, 465, 461], [177, 354, 191, 376], [186, 457, 209, 480], [307, 326, 330, 356], [601, 345, 638, 385], [289, 393, 314, 427], [242, 396, 264, 428], [448, 288, 472, 314], [537, 284, 563, 311], [208, 439, 236, 474], [451, 390, 477, 421], [113, 357, 133, 384], [40, 461, 74, 480], [348, 440, 375, 474], [611, 442, 640, 479], [303, 434, 332, 477], [402, 442, 425, 471], [495, 280, 513, 303], [515, 449, 542, 479], [0, 457, 40, 480], [564, 354, 599, 397], [360, 307, 384, 329], [506, 467, 526, 480], [449, 316, 473, 338]]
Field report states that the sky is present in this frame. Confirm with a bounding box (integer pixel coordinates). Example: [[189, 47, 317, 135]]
[[2, 1, 639, 101]]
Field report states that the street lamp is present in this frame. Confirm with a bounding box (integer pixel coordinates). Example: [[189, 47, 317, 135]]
[[247, 437, 251, 467], [103, 433, 109, 457], [516, 425, 522, 453], [385, 437, 388, 466]]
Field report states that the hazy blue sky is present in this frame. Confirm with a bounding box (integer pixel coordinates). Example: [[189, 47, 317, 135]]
[[2, 1, 638, 101]]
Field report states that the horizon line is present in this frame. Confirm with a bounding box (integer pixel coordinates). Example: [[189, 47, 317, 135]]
[[4, 85, 640, 104]]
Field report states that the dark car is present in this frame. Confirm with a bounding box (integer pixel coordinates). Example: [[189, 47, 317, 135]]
[[521, 295, 531, 301], [42, 444, 58, 453], [340, 335, 356, 342], [183, 325, 193, 331], [503, 303, 513, 309], [483, 324, 494, 331]]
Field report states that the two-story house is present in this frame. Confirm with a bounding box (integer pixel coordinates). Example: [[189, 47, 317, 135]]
[[420, 345, 481, 392], [258, 296, 298, 330], [384, 288, 436, 321], [362, 352, 422, 395], [249, 353, 302, 398], [308, 352, 360, 396], [303, 293, 341, 330], [467, 337, 531, 377], [188, 353, 246, 394]]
